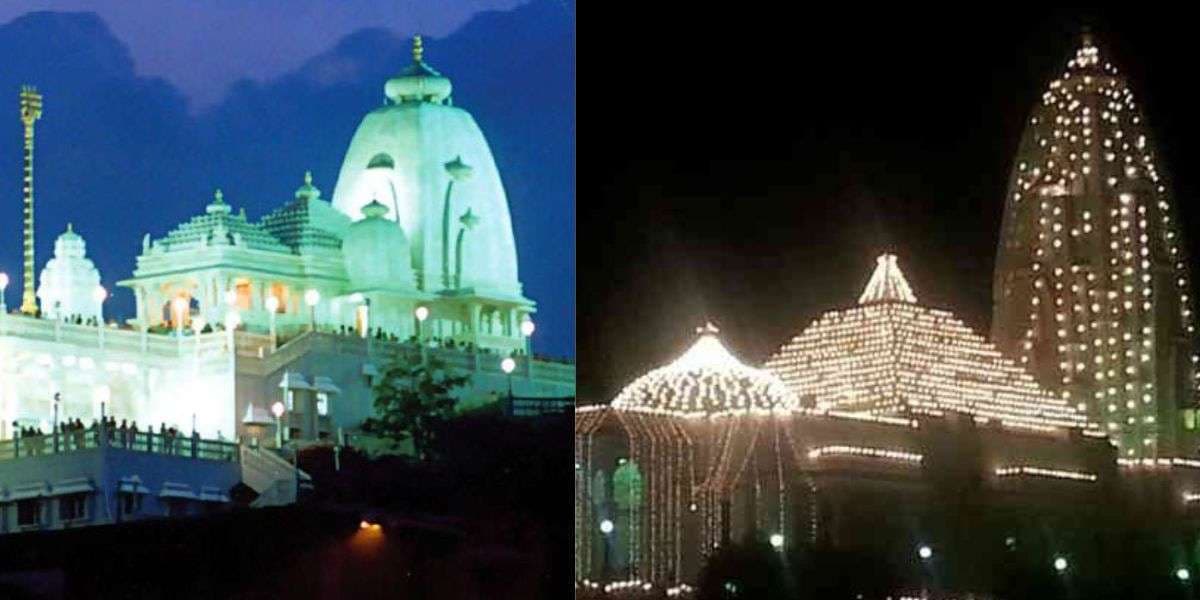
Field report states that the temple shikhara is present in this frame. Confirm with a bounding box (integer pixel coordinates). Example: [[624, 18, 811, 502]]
[[991, 34, 1198, 458], [576, 34, 1200, 593], [0, 37, 573, 531]]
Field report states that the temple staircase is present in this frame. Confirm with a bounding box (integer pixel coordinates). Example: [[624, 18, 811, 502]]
[[240, 443, 313, 507]]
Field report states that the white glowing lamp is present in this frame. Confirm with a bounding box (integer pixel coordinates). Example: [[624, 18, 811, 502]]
[[92, 285, 107, 303], [521, 318, 536, 337], [501, 357, 516, 374], [1054, 556, 1068, 572], [769, 534, 784, 549], [304, 289, 320, 307], [415, 306, 429, 322], [918, 545, 933, 560], [271, 401, 285, 418], [1178, 568, 1191, 582], [599, 519, 614, 535], [265, 296, 280, 314]]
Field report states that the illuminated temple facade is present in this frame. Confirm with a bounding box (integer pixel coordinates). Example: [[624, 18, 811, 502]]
[[576, 256, 1200, 591], [991, 34, 1200, 458], [0, 36, 573, 496], [575, 35, 1200, 593]]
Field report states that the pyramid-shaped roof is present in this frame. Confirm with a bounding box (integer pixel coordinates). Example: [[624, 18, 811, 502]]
[[259, 172, 349, 252], [154, 189, 291, 254], [765, 255, 1090, 431]]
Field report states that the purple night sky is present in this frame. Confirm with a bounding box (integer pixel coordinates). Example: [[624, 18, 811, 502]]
[[0, 0, 528, 110]]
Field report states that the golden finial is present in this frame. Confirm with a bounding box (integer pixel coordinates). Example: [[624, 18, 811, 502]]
[[304, 170, 313, 186], [214, 188, 224, 204], [413, 35, 424, 63]]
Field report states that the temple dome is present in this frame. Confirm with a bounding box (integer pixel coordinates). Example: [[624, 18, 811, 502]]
[[331, 36, 521, 297], [384, 36, 452, 104], [612, 324, 798, 416], [342, 200, 415, 291], [36, 223, 103, 321]]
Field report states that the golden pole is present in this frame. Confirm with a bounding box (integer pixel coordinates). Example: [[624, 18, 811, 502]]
[[18, 86, 42, 315]]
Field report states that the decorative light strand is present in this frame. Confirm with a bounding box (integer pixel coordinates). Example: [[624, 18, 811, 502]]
[[995, 465, 1098, 482]]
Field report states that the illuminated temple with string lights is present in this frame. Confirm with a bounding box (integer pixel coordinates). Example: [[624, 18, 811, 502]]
[[0, 37, 573, 531], [575, 34, 1200, 593]]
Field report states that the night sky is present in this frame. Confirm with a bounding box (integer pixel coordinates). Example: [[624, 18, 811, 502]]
[[0, 1, 575, 359], [580, 8, 1200, 402]]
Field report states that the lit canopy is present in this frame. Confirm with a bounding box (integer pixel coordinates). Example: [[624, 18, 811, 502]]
[[766, 255, 1091, 431], [859, 253, 916, 304], [612, 323, 798, 416]]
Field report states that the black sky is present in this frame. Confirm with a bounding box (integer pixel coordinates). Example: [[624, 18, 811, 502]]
[[580, 7, 1200, 402]]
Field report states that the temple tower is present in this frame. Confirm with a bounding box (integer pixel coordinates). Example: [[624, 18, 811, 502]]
[[18, 86, 42, 315], [991, 34, 1199, 457]]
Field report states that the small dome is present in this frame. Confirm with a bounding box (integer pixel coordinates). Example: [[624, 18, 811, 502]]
[[342, 200, 415, 291], [612, 324, 798, 416], [37, 224, 103, 321], [384, 36, 452, 104], [53, 223, 86, 259]]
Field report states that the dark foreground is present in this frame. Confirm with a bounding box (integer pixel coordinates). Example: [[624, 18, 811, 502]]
[[0, 410, 571, 599]]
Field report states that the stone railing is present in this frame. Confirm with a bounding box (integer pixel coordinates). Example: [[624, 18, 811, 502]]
[[0, 426, 239, 463], [244, 331, 575, 385], [0, 312, 228, 358]]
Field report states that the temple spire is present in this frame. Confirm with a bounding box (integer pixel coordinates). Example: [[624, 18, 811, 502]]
[[412, 35, 424, 63], [858, 253, 917, 305]]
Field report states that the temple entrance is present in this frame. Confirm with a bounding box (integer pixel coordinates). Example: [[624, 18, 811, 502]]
[[161, 295, 200, 330]]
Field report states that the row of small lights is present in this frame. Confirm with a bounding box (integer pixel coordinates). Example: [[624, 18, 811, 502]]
[[3, 275, 537, 343], [994, 465, 1098, 482], [575, 579, 696, 597], [807, 445, 923, 464]]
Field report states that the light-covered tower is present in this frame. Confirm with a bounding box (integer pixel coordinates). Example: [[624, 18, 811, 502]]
[[992, 34, 1198, 458], [18, 85, 42, 315]]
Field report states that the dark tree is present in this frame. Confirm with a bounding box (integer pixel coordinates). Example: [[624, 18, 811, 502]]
[[361, 354, 469, 460]]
